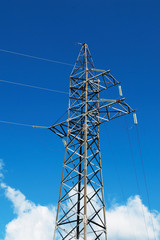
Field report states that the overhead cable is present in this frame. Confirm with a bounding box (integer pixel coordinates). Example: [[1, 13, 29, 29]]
[[105, 129, 137, 240], [0, 120, 50, 129], [0, 120, 35, 127], [0, 48, 74, 66], [0, 79, 69, 94], [136, 125, 157, 240], [125, 117, 149, 240]]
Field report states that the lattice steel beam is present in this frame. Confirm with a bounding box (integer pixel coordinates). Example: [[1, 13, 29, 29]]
[[49, 43, 135, 240]]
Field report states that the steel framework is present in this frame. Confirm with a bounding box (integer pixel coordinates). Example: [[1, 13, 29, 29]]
[[49, 43, 135, 240]]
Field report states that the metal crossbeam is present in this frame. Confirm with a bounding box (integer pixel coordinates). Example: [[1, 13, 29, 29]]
[[50, 43, 135, 240]]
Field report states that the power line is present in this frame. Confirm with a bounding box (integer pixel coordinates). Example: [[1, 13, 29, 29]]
[[135, 125, 157, 240], [0, 120, 50, 129], [125, 117, 149, 240], [0, 120, 35, 127], [0, 79, 69, 94], [0, 48, 74, 66], [104, 129, 138, 239]]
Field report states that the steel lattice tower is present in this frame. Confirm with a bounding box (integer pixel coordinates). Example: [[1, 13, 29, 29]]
[[49, 43, 135, 240]]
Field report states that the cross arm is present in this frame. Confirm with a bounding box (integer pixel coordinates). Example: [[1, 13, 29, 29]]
[[49, 120, 68, 138], [88, 98, 135, 124]]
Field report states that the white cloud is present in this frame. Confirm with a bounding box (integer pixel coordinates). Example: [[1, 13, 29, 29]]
[[106, 195, 160, 240], [1, 183, 56, 240], [0, 164, 160, 240]]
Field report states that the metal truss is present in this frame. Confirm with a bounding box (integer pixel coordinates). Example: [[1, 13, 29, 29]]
[[50, 43, 135, 240]]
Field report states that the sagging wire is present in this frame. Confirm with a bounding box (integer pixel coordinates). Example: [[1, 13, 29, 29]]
[[0, 79, 69, 95], [135, 124, 157, 240], [0, 120, 36, 128], [125, 116, 149, 240], [0, 48, 74, 67], [0, 120, 65, 152], [105, 128, 137, 240], [127, 112, 157, 240], [0, 120, 49, 129]]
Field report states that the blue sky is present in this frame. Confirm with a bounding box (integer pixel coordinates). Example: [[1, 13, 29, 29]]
[[0, 0, 160, 239]]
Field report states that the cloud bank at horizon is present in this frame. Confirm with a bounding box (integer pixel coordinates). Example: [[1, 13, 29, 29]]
[[1, 183, 56, 240], [0, 160, 160, 240]]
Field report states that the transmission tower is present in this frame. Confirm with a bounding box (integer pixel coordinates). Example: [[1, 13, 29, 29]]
[[49, 43, 135, 240]]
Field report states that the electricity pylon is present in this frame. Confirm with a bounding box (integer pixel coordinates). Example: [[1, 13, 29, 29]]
[[49, 43, 135, 240]]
